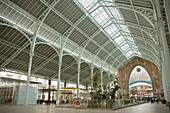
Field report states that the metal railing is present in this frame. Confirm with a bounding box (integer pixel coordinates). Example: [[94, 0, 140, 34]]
[[57, 98, 145, 109]]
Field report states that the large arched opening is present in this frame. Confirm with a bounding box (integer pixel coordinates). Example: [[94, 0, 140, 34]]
[[118, 57, 162, 98], [129, 65, 153, 99]]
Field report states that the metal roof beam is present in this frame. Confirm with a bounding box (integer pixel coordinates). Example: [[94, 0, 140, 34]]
[[111, 53, 124, 66], [0, 54, 56, 75], [32, 54, 57, 74], [40, 0, 114, 71], [110, 45, 159, 66], [114, 1, 155, 26], [121, 31, 158, 53], [117, 53, 159, 69], [103, 0, 154, 11], [109, 18, 154, 31], [0, 38, 60, 66], [92, 39, 124, 67], [1, 0, 119, 73], [129, 0, 151, 62], [74, 0, 131, 64], [123, 21, 157, 44], [66, 66, 90, 82], [29, 0, 61, 29], [80, 29, 101, 56], [114, 0, 159, 46], [137, 45, 159, 59]]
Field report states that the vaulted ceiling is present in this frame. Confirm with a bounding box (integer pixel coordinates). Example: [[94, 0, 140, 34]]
[[0, 0, 168, 85]]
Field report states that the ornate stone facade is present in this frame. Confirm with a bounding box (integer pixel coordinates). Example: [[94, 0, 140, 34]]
[[118, 57, 162, 96]]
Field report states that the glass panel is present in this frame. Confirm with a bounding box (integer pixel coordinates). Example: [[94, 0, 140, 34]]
[[78, 0, 141, 58], [91, 7, 110, 26], [78, 0, 97, 10], [104, 24, 119, 37], [114, 36, 125, 45], [121, 44, 129, 51], [126, 51, 133, 57]]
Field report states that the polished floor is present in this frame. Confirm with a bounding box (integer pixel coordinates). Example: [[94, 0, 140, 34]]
[[0, 103, 169, 113]]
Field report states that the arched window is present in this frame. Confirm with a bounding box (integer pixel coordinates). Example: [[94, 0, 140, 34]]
[[129, 66, 153, 98]]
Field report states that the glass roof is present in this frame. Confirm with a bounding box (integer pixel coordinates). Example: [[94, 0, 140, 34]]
[[78, 0, 141, 58]]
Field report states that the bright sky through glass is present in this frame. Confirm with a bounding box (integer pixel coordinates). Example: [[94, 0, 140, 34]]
[[78, 0, 141, 58]]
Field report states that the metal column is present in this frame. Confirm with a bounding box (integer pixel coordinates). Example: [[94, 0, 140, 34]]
[[164, 0, 170, 33], [48, 79, 51, 105], [108, 71, 110, 80], [90, 62, 94, 88], [155, 0, 170, 103], [56, 49, 63, 105], [64, 80, 67, 88], [161, 54, 168, 100], [159, 22, 170, 102], [100, 68, 103, 92], [77, 58, 81, 98], [24, 22, 38, 106]]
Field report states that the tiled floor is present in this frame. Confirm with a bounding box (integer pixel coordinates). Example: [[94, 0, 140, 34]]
[[0, 103, 169, 113]]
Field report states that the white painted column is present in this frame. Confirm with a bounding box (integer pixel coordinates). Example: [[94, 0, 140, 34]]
[[113, 74, 116, 82], [77, 47, 81, 98], [56, 49, 63, 105], [91, 62, 94, 88], [90, 55, 94, 88], [24, 51, 34, 106], [108, 65, 110, 79], [155, 0, 170, 103], [108, 72, 110, 80], [24, 22, 38, 106], [77, 58, 81, 98], [164, 5, 170, 102], [161, 55, 168, 100], [113, 68, 116, 82], [100, 68, 103, 92], [159, 22, 170, 102], [164, 0, 170, 32]]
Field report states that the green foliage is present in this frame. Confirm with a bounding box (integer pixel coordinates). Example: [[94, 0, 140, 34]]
[[90, 72, 121, 100], [110, 85, 121, 99], [90, 72, 102, 100], [88, 73, 121, 108]]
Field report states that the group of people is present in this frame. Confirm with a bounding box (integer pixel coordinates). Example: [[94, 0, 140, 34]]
[[150, 97, 159, 103], [149, 97, 167, 104]]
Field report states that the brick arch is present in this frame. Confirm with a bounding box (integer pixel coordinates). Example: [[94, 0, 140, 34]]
[[118, 57, 162, 95], [126, 62, 156, 93]]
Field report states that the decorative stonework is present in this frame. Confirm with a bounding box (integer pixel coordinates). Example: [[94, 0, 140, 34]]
[[136, 68, 141, 72], [118, 57, 162, 96]]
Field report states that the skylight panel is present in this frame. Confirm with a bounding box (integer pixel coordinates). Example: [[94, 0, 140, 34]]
[[124, 47, 131, 53], [120, 25, 129, 32], [126, 51, 133, 57], [127, 36, 135, 42], [78, 0, 97, 11], [88, 2, 100, 13], [112, 31, 120, 39], [119, 40, 126, 46], [121, 44, 129, 51], [108, 7, 122, 20], [91, 7, 110, 26], [131, 45, 138, 50], [128, 41, 136, 46], [103, 19, 112, 28], [104, 0, 115, 6], [104, 24, 119, 36], [114, 36, 125, 45], [78, 0, 140, 58]]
